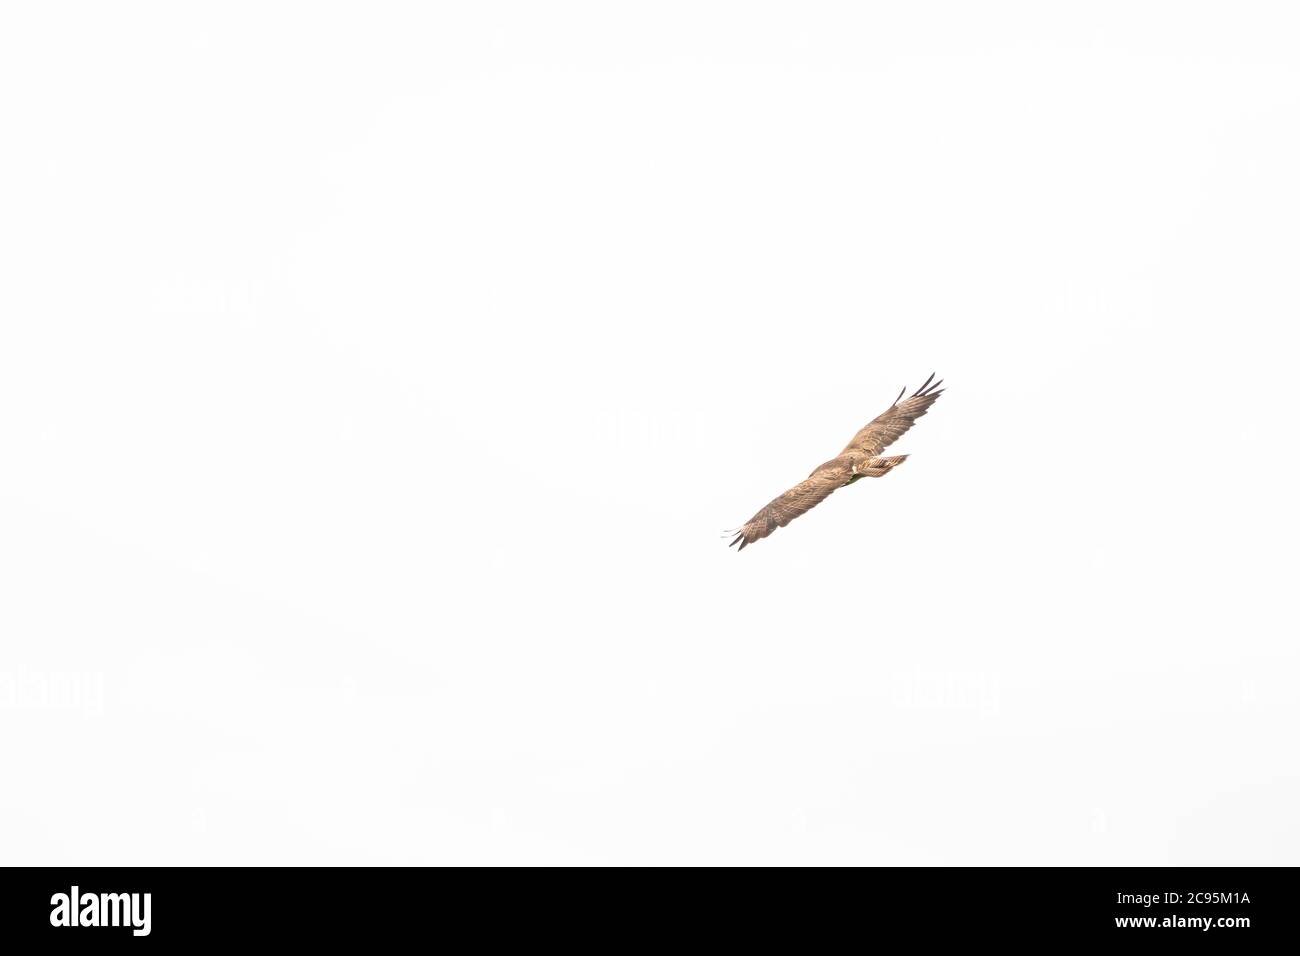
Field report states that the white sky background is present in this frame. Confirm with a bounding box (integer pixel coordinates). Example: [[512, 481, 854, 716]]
[[2, 3, 1298, 865]]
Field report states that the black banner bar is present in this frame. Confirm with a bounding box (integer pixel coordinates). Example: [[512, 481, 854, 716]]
[[1, 866, 1294, 945]]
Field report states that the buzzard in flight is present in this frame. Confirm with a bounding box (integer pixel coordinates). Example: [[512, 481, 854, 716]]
[[728, 373, 945, 551]]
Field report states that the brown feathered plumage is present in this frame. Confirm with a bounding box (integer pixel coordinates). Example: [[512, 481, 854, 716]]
[[728, 373, 944, 551]]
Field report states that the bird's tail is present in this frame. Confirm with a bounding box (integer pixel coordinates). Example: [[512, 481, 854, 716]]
[[856, 454, 908, 477]]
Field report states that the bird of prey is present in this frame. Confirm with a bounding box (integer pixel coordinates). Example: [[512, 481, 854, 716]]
[[727, 373, 945, 551]]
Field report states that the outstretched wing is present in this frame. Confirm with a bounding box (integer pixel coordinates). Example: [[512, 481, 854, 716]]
[[840, 373, 945, 458], [728, 458, 851, 551]]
